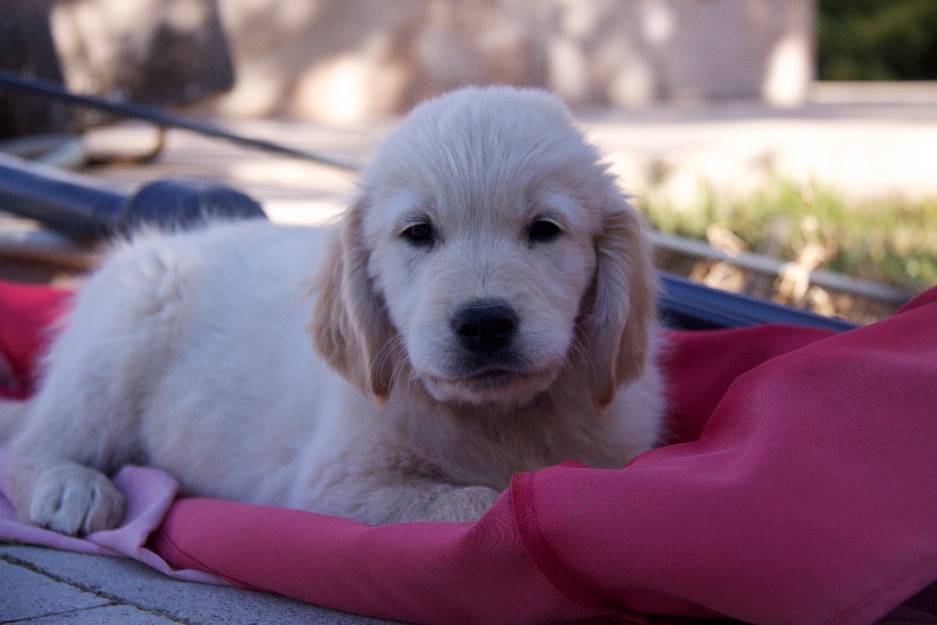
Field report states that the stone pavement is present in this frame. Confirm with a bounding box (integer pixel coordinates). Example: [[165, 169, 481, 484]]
[[1, 544, 404, 624], [2, 83, 937, 624]]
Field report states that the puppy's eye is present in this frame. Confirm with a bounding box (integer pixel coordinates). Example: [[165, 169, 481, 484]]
[[401, 222, 435, 247], [527, 218, 562, 243]]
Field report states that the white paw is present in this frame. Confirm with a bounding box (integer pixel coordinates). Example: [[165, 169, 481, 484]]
[[30, 465, 126, 536]]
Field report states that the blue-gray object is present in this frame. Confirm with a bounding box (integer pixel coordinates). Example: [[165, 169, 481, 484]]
[[115, 179, 265, 235], [0, 151, 265, 238]]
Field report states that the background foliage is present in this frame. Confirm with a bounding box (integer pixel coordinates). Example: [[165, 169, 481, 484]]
[[818, 0, 937, 80]]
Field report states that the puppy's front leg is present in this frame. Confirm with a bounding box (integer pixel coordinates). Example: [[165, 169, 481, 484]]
[[312, 473, 502, 525], [396, 482, 502, 523], [7, 456, 125, 535], [4, 371, 136, 536]]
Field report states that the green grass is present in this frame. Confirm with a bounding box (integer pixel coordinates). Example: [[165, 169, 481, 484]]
[[634, 179, 937, 294]]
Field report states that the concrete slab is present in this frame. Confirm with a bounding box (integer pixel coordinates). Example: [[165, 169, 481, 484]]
[[1, 545, 406, 625], [19, 605, 182, 625], [0, 557, 108, 621]]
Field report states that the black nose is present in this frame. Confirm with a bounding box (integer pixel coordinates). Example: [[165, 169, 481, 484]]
[[451, 300, 519, 353]]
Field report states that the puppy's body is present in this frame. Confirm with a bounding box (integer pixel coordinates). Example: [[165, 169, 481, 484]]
[[3, 87, 664, 534]]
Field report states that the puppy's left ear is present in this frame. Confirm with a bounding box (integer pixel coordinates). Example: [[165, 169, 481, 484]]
[[309, 195, 397, 399], [582, 197, 658, 407]]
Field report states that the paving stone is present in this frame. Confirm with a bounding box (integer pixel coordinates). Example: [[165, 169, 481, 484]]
[[0, 557, 109, 623], [0, 545, 405, 625], [15, 604, 183, 624]]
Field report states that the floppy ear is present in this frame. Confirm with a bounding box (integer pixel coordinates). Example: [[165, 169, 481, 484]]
[[581, 198, 658, 407], [309, 195, 397, 399]]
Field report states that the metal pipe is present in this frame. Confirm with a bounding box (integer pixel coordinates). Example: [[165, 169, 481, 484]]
[[0, 151, 123, 237], [0, 69, 361, 173], [648, 231, 913, 305]]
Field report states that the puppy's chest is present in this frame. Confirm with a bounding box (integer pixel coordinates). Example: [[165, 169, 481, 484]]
[[396, 406, 607, 488]]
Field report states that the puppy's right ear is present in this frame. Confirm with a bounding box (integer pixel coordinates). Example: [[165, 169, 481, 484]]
[[309, 196, 396, 399]]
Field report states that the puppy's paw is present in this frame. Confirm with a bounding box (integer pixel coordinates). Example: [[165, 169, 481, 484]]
[[431, 485, 502, 522], [29, 465, 126, 536]]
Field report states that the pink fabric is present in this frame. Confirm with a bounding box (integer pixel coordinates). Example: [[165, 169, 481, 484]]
[[152, 494, 592, 625], [0, 280, 70, 398], [2, 279, 937, 624]]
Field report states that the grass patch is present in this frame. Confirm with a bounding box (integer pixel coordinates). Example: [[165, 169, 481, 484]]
[[634, 178, 937, 294]]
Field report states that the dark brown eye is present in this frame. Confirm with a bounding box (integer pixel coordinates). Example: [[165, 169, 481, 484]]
[[528, 219, 562, 243], [401, 222, 435, 247]]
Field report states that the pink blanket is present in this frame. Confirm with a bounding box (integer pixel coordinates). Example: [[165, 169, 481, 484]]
[[2, 279, 936, 625]]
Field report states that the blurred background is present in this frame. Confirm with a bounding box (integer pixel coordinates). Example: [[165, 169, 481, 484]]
[[1, 0, 935, 323]]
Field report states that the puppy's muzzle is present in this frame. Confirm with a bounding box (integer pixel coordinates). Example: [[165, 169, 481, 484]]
[[450, 299, 518, 354], [435, 299, 550, 404]]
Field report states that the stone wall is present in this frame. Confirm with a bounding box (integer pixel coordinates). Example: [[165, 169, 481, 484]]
[[49, 0, 233, 108], [45, 0, 815, 123], [210, 0, 815, 122]]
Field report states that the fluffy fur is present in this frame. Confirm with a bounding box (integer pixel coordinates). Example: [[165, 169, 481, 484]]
[[2, 86, 664, 535]]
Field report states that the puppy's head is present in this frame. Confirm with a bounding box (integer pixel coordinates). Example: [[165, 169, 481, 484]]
[[311, 86, 656, 409]]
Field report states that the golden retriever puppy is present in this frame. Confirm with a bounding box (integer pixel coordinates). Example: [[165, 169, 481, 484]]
[[2, 86, 664, 535]]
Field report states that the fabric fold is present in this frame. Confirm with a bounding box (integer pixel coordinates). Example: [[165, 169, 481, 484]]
[[151, 491, 594, 625], [510, 289, 937, 624]]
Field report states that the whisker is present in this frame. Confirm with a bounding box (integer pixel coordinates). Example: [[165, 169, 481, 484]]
[[370, 333, 404, 389], [570, 325, 599, 392]]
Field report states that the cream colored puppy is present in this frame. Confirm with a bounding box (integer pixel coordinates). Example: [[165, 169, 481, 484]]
[[2, 86, 664, 535]]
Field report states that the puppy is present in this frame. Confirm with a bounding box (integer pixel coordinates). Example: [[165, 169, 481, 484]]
[[2, 86, 664, 535]]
